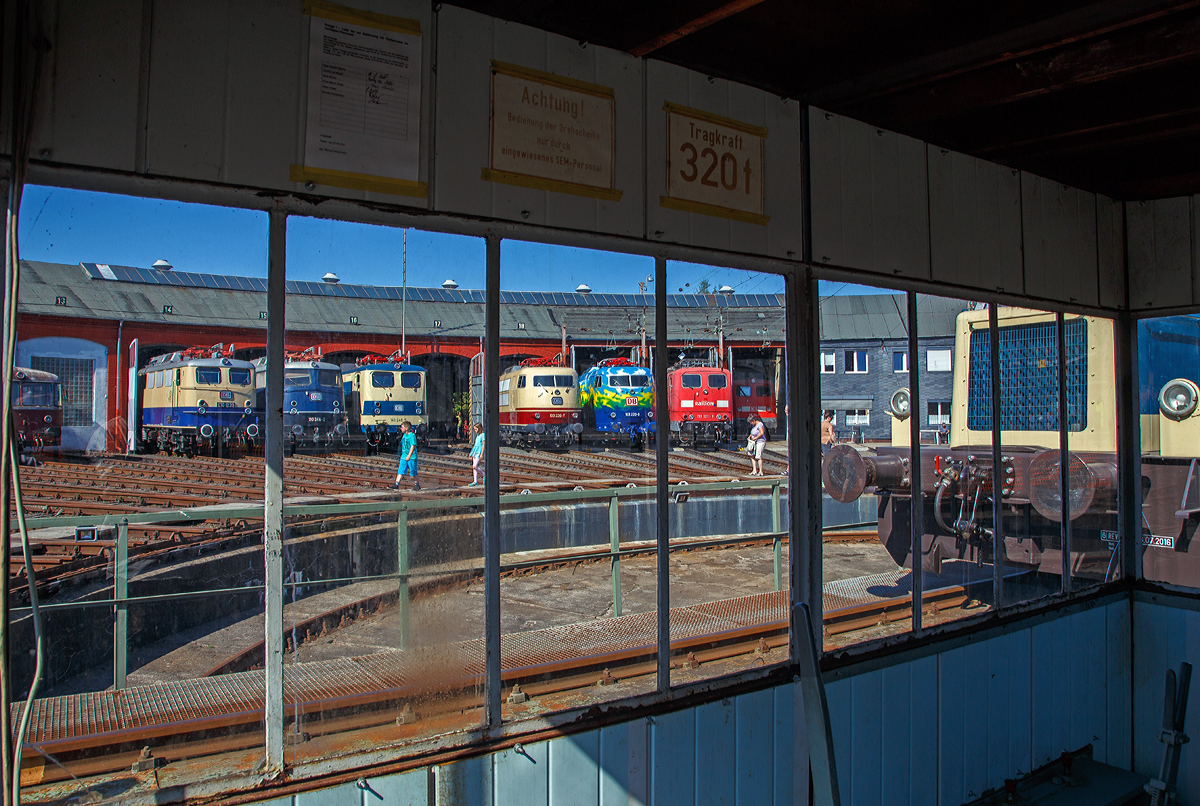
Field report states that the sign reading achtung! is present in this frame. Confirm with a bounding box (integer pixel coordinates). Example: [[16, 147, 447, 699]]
[[662, 102, 768, 226]]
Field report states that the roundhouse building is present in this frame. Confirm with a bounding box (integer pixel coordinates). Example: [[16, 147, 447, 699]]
[[17, 260, 795, 449]]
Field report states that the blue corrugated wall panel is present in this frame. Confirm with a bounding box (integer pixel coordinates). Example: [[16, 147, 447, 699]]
[[247, 601, 1133, 806]]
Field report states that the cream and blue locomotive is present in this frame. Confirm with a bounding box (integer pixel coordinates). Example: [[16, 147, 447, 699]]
[[578, 357, 655, 449], [252, 351, 348, 454], [139, 345, 259, 456], [342, 354, 428, 453]]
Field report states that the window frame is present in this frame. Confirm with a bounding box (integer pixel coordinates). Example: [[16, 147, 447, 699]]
[[845, 349, 868, 374]]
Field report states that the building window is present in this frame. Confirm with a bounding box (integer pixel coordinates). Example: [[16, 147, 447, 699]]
[[844, 408, 870, 426], [893, 351, 908, 372], [928, 401, 951, 425], [845, 350, 868, 373], [31, 356, 94, 426], [927, 348, 952, 372], [820, 352, 835, 373]]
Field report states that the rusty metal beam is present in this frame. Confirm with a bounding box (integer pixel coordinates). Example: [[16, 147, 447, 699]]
[[627, 0, 766, 57]]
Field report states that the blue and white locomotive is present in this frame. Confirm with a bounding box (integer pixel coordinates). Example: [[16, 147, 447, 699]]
[[252, 350, 349, 454], [139, 344, 259, 456], [578, 357, 656, 450], [342, 354, 428, 453]]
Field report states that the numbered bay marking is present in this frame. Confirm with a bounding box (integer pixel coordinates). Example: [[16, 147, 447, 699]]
[[661, 102, 768, 225]]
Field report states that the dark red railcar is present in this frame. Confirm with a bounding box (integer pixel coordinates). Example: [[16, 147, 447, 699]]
[[667, 360, 734, 449], [12, 366, 62, 452]]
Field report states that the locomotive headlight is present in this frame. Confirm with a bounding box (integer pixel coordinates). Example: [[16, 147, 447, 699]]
[[610, 411, 617, 419], [1159, 378, 1199, 420], [197, 400, 208, 415], [290, 407, 298, 415], [647, 410, 654, 420], [374, 404, 381, 415], [890, 388, 911, 420], [290, 400, 298, 408], [43, 415, 52, 423], [534, 413, 541, 420]]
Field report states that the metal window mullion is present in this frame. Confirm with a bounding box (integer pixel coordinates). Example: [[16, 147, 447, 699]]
[[1057, 312, 1072, 593], [655, 256, 670, 692], [788, 267, 820, 660], [263, 210, 287, 775], [1115, 312, 1141, 581], [906, 292, 923, 635], [989, 305, 1004, 608], [485, 235, 502, 727]]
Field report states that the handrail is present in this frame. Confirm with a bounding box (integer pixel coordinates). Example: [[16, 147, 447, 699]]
[[9, 477, 791, 531]]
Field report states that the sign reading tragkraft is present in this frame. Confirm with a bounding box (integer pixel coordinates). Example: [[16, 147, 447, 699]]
[[484, 62, 620, 201], [662, 102, 768, 226]]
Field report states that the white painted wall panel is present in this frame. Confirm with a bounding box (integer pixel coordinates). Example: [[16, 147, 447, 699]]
[[644, 61, 803, 259], [1132, 599, 1199, 805], [927, 146, 1022, 295], [433, 6, 643, 236], [808, 108, 930, 279], [1097, 195, 1126, 311], [1127, 197, 1194, 310], [1021, 173, 1099, 306], [33, 0, 144, 172]]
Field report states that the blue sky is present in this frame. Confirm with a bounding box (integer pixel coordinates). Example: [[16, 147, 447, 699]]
[[17, 185, 872, 297]]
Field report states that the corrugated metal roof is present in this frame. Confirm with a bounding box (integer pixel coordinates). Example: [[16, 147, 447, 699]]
[[18, 261, 963, 342]]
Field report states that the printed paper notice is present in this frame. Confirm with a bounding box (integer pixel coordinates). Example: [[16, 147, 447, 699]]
[[298, 3, 423, 195], [484, 62, 620, 201], [662, 102, 768, 225]]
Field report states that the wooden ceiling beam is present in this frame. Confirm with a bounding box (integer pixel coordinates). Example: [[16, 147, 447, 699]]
[[627, 0, 767, 57]]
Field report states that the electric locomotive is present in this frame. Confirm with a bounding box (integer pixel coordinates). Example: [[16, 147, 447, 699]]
[[11, 366, 62, 452], [252, 349, 348, 454], [342, 353, 428, 453], [734, 372, 776, 438], [139, 344, 259, 456], [667, 359, 734, 449], [496, 357, 582, 449], [823, 307, 1200, 590], [578, 357, 655, 449]]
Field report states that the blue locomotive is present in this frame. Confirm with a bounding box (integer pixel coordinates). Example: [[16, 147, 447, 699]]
[[578, 357, 656, 449], [252, 350, 349, 454], [139, 345, 259, 456]]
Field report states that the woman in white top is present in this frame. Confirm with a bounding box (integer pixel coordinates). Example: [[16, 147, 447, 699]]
[[748, 415, 767, 476]]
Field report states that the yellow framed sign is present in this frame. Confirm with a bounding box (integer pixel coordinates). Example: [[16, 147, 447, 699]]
[[661, 102, 768, 226], [482, 61, 621, 201]]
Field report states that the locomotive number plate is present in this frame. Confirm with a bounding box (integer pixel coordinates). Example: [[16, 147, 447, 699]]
[[217, 402, 236, 408], [1100, 529, 1174, 548], [220, 391, 233, 400], [626, 397, 638, 406], [310, 392, 323, 401], [551, 397, 563, 405]]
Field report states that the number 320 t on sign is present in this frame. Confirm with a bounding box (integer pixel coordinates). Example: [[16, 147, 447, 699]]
[[662, 103, 768, 226]]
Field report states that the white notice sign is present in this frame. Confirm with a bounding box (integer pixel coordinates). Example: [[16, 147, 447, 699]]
[[294, 2, 424, 198], [484, 62, 620, 201], [662, 102, 768, 225]]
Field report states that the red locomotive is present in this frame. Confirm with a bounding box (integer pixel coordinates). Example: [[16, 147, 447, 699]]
[[12, 366, 63, 452], [734, 372, 777, 437], [667, 360, 734, 449]]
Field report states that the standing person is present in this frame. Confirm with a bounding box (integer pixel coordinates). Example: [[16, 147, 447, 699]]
[[468, 422, 485, 487], [392, 421, 421, 491], [820, 411, 836, 456], [748, 414, 767, 476]]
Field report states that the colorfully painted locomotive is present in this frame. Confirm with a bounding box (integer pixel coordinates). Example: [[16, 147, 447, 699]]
[[666, 360, 734, 449], [342, 354, 428, 453], [578, 357, 655, 449], [496, 357, 582, 449], [12, 366, 62, 452], [253, 350, 348, 454], [139, 345, 259, 456]]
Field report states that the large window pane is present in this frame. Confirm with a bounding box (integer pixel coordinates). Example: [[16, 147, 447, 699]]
[[497, 241, 659, 714], [666, 261, 789, 685], [12, 187, 269, 792], [281, 220, 487, 762], [816, 283, 917, 648], [1139, 314, 1200, 587]]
